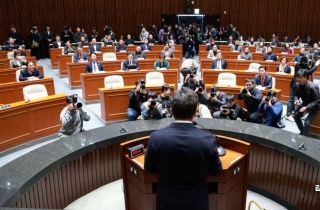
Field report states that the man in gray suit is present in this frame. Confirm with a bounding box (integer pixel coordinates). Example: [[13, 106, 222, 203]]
[[239, 47, 252, 60], [133, 46, 146, 59], [230, 40, 242, 52], [73, 47, 88, 62], [211, 53, 228, 70]]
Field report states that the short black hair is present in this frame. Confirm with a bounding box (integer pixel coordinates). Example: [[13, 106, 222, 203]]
[[147, 92, 157, 99], [210, 85, 219, 92], [90, 53, 97, 57], [226, 94, 235, 103], [259, 66, 267, 71], [267, 90, 277, 97], [127, 52, 133, 56], [170, 88, 198, 120], [161, 84, 171, 93], [245, 78, 255, 84], [135, 79, 141, 86], [295, 69, 308, 77]]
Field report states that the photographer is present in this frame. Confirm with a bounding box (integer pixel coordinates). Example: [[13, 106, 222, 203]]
[[127, 79, 150, 121], [218, 95, 243, 120], [58, 95, 90, 138], [141, 92, 163, 120], [208, 86, 227, 118], [28, 26, 42, 61], [183, 73, 198, 91], [258, 90, 283, 127], [293, 69, 320, 136], [238, 78, 262, 123], [185, 36, 195, 58], [157, 84, 172, 117]]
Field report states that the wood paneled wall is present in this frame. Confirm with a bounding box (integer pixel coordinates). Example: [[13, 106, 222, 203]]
[[0, 0, 319, 43]]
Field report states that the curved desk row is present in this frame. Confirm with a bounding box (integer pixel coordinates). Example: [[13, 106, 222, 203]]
[[0, 51, 31, 60], [0, 119, 319, 210], [0, 66, 44, 84], [199, 45, 303, 54], [0, 57, 37, 70]]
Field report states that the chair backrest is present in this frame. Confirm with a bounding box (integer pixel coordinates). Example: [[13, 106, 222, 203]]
[[120, 61, 123, 70], [272, 76, 276, 89], [104, 75, 124, 88], [237, 54, 244, 60], [15, 69, 22, 82], [103, 52, 117, 61], [146, 72, 164, 86], [290, 66, 294, 75], [217, 73, 237, 86], [248, 62, 261, 71], [7, 52, 14, 59], [22, 84, 48, 101], [61, 48, 64, 55]]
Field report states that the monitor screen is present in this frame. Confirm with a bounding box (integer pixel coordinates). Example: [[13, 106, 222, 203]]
[[128, 64, 137, 70]]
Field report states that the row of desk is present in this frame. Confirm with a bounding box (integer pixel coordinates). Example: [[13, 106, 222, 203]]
[[0, 50, 31, 59], [199, 45, 302, 54], [0, 65, 44, 84], [0, 56, 37, 70]]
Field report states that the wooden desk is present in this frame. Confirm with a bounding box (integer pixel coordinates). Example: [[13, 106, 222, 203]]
[[205, 84, 282, 109], [82, 70, 178, 102], [200, 58, 296, 73], [0, 57, 37, 70], [0, 50, 30, 59], [202, 70, 291, 101], [200, 45, 287, 54], [127, 44, 183, 52], [311, 114, 320, 136], [0, 93, 67, 152], [50, 48, 63, 68], [0, 77, 55, 104], [120, 136, 250, 210], [116, 50, 183, 60], [99, 84, 175, 122], [0, 66, 44, 83]]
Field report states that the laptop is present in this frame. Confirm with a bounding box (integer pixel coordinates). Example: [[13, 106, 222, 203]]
[[128, 64, 137, 70]]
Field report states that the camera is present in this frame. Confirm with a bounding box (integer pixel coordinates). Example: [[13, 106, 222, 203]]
[[190, 74, 194, 79], [69, 94, 82, 109], [210, 92, 216, 97], [242, 88, 248, 94], [221, 105, 234, 114], [265, 91, 272, 102], [140, 79, 145, 89], [150, 100, 157, 107]]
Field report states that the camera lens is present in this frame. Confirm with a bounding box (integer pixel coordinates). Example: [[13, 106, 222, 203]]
[[140, 84, 145, 89], [242, 88, 248, 94], [211, 92, 215, 97], [198, 87, 203, 92], [151, 100, 156, 106]]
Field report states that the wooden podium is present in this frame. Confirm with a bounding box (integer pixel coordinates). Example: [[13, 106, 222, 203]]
[[120, 135, 250, 210]]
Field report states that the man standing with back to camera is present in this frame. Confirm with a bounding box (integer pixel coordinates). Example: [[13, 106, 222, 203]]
[[144, 88, 222, 210]]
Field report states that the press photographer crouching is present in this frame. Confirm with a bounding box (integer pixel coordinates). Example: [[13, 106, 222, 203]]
[[218, 95, 243, 120], [209, 86, 227, 118], [157, 84, 172, 117], [127, 79, 150, 121], [182, 75, 207, 105], [141, 92, 163, 120], [237, 78, 262, 123], [258, 90, 283, 127], [58, 95, 91, 138]]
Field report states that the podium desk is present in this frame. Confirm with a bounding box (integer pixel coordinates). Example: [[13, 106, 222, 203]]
[[50, 48, 63, 67], [205, 84, 282, 109], [0, 66, 44, 84], [202, 70, 291, 101], [81, 70, 178, 102], [0, 77, 55, 104], [99, 84, 175, 122], [120, 136, 250, 210], [0, 93, 67, 152]]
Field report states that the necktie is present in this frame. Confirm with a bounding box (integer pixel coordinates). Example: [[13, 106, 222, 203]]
[[261, 77, 265, 86], [79, 53, 82, 59]]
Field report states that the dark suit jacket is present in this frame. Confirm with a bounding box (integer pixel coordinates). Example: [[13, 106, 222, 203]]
[[141, 44, 151, 51], [144, 122, 222, 210], [294, 80, 320, 111], [73, 52, 88, 63], [52, 41, 65, 48], [133, 51, 146, 59], [254, 74, 273, 89], [19, 68, 43, 81], [43, 31, 55, 42], [211, 59, 228, 69], [124, 39, 135, 45], [276, 65, 291, 74], [89, 44, 101, 53], [122, 59, 140, 70], [115, 44, 127, 52], [263, 52, 278, 61], [85, 61, 105, 73], [4, 44, 18, 50]]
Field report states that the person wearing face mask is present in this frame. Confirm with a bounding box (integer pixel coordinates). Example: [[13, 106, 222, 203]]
[[58, 96, 90, 138], [276, 57, 291, 74], [139, 27, 149, 41], [239, 47, 252, 60], [10, 50, 27, 68], [292, 48, 306, 63]]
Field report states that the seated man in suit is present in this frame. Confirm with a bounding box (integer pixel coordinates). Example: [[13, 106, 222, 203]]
[[124, 34, 135, 45], [254, 66, 273, 89], [52, 35, 65, 48], [161, 43, 174, 58], [78, 36, 89, 48], [239, 47, 252, 60], [85, 53, 105, 73], [226, 35, 235, 45], [89, 38, 101, 54], [154, 54, 169, 70], [19, 61, 43, 81], [276, 56, 291, 74], [309, 43, 320, 59], [64, 40, 76, 54], [115, 39, 127, 52], [292, 48, 305, 63], [133, 46, 146, 59], [206, 38, 220, 51], [230, 39, 242, 52], [141, 39, 152, 51], [73, 47, 88, 63], [263, 46, 278, 61], [101, 35, 114, 46], [211, 52, 228, 70], [4, 38, 18, 50], [122, 52, 140, 70]]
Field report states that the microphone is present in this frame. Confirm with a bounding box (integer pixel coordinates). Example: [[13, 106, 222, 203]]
[[119, 124, 129, 133], [192, 120, 226, 156], [18, 90, 30, 103], [298, 142, 306, 150]]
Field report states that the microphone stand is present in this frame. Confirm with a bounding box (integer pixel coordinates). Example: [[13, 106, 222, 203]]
[[192, 120, 226, 156]]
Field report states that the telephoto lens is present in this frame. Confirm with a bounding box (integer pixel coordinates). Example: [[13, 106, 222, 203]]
[[242, 88, 248, 94], [210, 92, 216, 97], [150, 100, 156, 106]]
